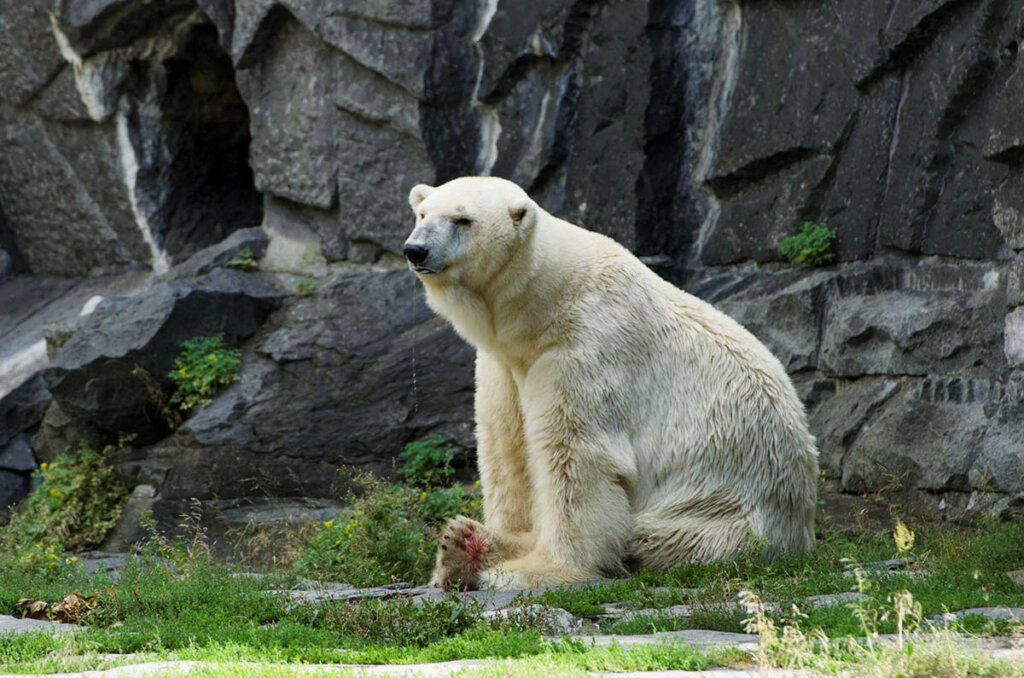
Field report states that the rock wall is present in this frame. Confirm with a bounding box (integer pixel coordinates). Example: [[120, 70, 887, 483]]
[[1, 0, 1023, 530]]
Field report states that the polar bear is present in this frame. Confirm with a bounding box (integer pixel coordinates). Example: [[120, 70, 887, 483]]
[[403, 176, 818, 590]]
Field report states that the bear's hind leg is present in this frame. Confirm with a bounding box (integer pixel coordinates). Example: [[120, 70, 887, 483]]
[[631, 491, 751, 569]]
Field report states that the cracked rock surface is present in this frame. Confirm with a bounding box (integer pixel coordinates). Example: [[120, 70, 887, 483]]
[[1, 0, 1024, 524]]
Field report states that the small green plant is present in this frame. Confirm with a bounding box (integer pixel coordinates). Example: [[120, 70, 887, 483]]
[[227, 248, 258, 271], [295, 437, 475, 585], [893, 518, 915, 562], [779, 220, 836, 266], [167, 335, 241, 414], [0, 442, 129, 572], [294, 472, 482, 586], [399, 435, 457, 487], [294, 277, 317, 296]]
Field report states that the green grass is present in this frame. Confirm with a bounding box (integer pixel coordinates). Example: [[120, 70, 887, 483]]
[[529, 520, 1024, 636], [1, 520, 1024, 675], [0, 642, 745, 678]]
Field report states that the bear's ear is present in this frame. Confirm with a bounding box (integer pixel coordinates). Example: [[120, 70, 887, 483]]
[[508, 197, 537, 231], [409, 184, 434, 212]]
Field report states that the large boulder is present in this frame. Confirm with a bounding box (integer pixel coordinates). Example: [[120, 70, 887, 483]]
[[0, 471, 28, 511], [0, 374, 48, 508], [144, 267, 474, 508], [42, 268, 283, 449], [706, 255, 1022, 521], [834, 377, 1024, 497], [0, 374, 50, 451]]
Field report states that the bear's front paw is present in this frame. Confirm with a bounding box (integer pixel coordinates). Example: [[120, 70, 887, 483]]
[[428, 516, 492, 590]]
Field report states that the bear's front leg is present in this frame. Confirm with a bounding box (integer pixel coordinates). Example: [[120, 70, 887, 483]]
[[476, 463, 633, 590], [477, 355, 636, 590]]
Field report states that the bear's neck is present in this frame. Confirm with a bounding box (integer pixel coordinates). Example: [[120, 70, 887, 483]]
[[425, 218, 590, 372]]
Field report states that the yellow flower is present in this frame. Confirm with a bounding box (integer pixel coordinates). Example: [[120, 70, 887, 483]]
[[324, 520, 335, 528], [420, 492, 427, 501], [178, 368, 187, 377], [48, 488, 65, 498], [208, 354, 218, 362]]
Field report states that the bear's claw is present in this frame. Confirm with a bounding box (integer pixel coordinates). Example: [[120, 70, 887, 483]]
[[430, 516, 491, 589]]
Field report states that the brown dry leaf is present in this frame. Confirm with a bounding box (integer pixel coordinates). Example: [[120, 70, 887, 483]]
[[50, 591, 100, 623], [132, 587, 146, 609], [17, 598, 49, 620]]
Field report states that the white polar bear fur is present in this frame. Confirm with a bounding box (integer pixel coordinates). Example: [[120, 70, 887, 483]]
[[405, 176, 818, 590]]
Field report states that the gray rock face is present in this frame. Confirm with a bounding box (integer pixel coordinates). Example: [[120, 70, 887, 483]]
[[0, 434, 35, 473], [43, 268, 283, 447], [701, 258, 1024, 513], [2, 0, 1023, 271], [172, 227, 269, 280], [0, 203, 18, 279], [820, 288, 1005, 378], [0, 470, 28, 510], [145, 267, 473, 518], [0, 1, 261, 275], [0, 375, 49, 508], [0, 374, 50, 452], [2, 0, 1024, 528]]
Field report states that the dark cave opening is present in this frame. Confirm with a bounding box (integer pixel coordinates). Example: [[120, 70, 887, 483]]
[[144, 20, 263, 262]]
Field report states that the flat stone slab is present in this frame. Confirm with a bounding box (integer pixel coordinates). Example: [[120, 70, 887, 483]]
[[482, 604, 582, 635], [0, 614, 78, 635], [933, 607, 1024, 623], [600, 592, 868, 623], [583, 629, 759, 649], [281, 580, 611, 611]]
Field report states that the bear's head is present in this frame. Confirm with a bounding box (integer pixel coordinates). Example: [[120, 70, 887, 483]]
[[403, 176, 537, 289]]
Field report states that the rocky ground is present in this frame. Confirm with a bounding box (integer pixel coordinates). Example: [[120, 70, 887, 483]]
[[2, 554, 1023, 677]]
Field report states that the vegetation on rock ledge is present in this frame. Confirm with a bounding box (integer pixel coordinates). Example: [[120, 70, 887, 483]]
[[167, 335, 241, 415], [780, 220, 836, 266], [0, 442, 128, 572]]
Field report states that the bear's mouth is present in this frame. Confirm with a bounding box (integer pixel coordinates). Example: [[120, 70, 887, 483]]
[[412, 265, 437, 275]]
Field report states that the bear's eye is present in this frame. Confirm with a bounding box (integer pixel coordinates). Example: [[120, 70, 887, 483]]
[[454, 217, 472, 227]]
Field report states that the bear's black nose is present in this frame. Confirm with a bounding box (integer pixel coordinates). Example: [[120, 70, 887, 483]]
[[403, 244, 430, 265]]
